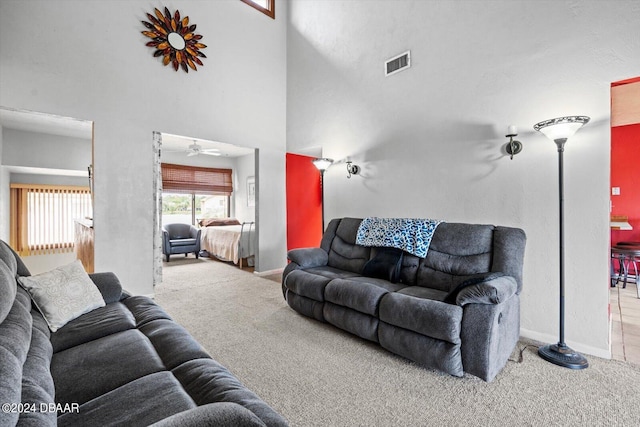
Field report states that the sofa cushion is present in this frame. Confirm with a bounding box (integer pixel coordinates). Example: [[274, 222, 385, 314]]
[[379, 292, 463, 344], [0, 286, 33, 427], [0, 258, 17, 324], [362, 247, 403, 283], [139, 319, 211, 370], [327, 218, 371, 273], [87, 272, 123, 304], [415, 223, 495, 292], [151, 402, 268, 427], [51, 329, 166, 406], [172, 358, 288, 426], [18, 310, 56, 427], [124, 295, 174, 327], [18, 260, 105, 332], [304, 266, 361, 281], [284, 270, 332, 301], [397, 286, 447, 302], [0, 241, 18, 277], [50, 302, 136, 353], [325, 278, 406, 316], [57, 372, 196, 427]]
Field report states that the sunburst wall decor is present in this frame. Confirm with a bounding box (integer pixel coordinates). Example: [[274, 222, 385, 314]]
[[141, 7, 207, 73]]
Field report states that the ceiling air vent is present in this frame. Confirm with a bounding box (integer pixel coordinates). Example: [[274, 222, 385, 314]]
[[385, 51, 411, 77]]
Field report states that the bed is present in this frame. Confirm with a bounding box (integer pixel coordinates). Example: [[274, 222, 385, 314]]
[[199, 218, 256, 268]]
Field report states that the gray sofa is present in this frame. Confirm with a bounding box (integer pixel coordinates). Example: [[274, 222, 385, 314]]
[[0, 240, 288, 427], [282, 218, 526, 382]]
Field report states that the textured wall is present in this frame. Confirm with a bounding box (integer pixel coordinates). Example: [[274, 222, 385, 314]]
[[287, 0, 640, 356]]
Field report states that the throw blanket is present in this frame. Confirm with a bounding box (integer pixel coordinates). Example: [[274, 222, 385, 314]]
[[356, 217, 442, 258]]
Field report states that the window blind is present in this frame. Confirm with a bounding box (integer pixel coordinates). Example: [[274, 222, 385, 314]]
[[10, 184, 92, 256], [161, 163, 233, 196]]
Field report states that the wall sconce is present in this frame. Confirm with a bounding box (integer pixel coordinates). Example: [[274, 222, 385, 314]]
[[505, 125, 523, 160], [346, 161, 360, 179]]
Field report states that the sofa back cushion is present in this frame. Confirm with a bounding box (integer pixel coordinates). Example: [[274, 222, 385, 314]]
[[0, 284, 34, 427], [325, 218, 371, 274], [414, 223, 495, 292]]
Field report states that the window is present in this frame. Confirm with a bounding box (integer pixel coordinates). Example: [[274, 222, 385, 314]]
[[10, 184, 92, 256], [162, 193, 229, 226], [161, 163, 233, 226], [241, 0, 275, 19]]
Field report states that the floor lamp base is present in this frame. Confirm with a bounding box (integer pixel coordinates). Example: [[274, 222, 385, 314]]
[[538, 343, 589, 370]]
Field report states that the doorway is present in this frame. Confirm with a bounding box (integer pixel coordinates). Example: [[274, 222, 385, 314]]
[[0, 106, 94, 274], [151, 131, 257, 287], [609, 77, 640, 364]]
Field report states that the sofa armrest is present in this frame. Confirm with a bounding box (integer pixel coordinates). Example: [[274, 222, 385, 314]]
[[444, 273, 517, 306], [287, 248, 328, 268], [89, 272, 124, 304], [149, 403, 269, 427], [455, 275, 518, 306]]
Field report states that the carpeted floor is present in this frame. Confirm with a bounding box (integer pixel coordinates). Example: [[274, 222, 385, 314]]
[[155, 257, 640, 426]]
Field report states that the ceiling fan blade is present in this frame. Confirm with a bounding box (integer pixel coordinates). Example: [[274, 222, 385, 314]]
[[187, 151, 198, 157]]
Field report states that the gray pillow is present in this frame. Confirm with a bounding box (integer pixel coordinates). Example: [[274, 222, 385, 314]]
[[362, 247, 404, 283], [18, 260, 105, 332]]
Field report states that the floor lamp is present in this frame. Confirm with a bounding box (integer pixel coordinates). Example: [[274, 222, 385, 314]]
[[533, 115, 590, 370], [312, 157, 333, 232]]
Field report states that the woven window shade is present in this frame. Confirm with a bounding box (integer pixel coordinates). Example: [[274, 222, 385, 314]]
[[161, 163, 233, 195]]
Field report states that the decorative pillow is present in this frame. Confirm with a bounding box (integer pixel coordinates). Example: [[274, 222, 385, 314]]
[[362, 247, 404, 283], [199, 218, 241, 227], [18, 260, 105, 332]]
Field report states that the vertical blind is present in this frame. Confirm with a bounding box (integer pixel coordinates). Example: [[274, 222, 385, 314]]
[[10, 184, 92, 256], [161, 163, 233, 195]]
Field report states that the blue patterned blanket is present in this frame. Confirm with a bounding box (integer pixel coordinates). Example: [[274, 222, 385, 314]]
[[355, 217, 442, 258]]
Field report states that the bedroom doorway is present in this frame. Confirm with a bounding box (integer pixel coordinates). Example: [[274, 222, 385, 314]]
[[0, 106, 94, 274], [151, 131, 257, 287]]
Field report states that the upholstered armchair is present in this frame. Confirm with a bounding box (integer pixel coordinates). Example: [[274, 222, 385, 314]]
[[162, 223, 201, 262]]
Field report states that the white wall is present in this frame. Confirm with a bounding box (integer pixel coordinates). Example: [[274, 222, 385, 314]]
[[0, 0, 287, 294], [287, 0, 640, 357], [2, 128, 91, 171]]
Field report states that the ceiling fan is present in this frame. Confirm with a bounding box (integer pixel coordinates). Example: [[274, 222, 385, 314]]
[[185, 142, 221, 157]]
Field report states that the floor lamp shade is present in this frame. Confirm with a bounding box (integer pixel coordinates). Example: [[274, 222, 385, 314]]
[[312, 158, 333, 232], [533, 115, 590, 370]]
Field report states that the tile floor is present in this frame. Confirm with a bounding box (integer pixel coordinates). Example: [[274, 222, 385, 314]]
[[610, 279, 640, 365]]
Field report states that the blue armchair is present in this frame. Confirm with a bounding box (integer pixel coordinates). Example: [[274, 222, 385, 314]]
[[162, 223, 201, 262]]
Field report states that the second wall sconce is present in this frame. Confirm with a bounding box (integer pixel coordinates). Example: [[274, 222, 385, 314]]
[[346, 161, 360, 178], [505, 125, 523, 160]]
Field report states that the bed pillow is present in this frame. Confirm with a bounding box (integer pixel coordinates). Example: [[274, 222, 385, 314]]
[[199, 218, 241, 227], [18, 260, 105, 332]]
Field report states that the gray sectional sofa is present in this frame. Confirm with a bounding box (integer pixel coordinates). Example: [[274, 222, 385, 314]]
[[0, 240, 288, 427], [282, 217, 526, 382]]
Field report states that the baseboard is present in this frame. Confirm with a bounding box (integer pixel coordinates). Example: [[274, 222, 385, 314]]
[[254, 267, 284, 277], [520, 328, 611, 359]]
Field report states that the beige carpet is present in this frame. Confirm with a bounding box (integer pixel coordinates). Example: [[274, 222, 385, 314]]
[[155, 257, 640, 426]]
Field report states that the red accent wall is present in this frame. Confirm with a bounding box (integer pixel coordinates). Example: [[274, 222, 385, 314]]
[[286, 153, 322, 250], [611, 123, 640, 245]]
